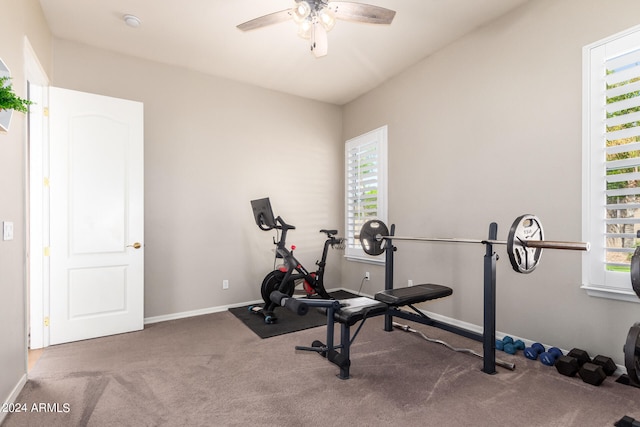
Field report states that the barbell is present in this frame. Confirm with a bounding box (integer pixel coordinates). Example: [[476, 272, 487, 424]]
[[359, 214, 590, 274]]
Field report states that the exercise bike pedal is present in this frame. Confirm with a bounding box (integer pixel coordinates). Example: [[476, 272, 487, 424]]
[[247, 305, 279, 324], [264, 314, 278, 324]]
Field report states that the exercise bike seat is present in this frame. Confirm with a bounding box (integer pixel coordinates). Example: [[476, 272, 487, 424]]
[[332, 297, 388, 326], [374, 284, 453, 306], [320, 229, 338, 236]]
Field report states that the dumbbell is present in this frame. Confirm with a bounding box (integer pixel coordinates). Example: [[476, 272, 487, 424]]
[[554, 349, 616, 386], [615, 415, 640, 427], [539, 347, 563, 366], [579, 355, 617, 386], [555, 348, 591, 377], [495, 336, 525, 355], [524, 343, 545, 360], [495, 337, 507, 351], [579, 363, 607, 386], [592, 355, 617, 376]]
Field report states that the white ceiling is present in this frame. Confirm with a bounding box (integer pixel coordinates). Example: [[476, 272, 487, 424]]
[[38, 0, 529, 105]]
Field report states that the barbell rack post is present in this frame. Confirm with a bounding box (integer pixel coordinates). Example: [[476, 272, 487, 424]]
[[483, 222, 498, 375], [383, 224, 396, 333]]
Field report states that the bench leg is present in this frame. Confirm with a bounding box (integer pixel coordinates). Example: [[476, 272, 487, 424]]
[[334, 322, 351, 379], [324, 322, 352, 379]]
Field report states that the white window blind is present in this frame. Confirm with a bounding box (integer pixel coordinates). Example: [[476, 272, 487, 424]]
[[345, 126, 387, 262], [583, 25, 640, 301]]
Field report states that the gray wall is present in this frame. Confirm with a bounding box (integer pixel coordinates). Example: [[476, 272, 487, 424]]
[[0, 0, 52, 414], [51, 40, 344, 319], [342, 0, 640, 363]]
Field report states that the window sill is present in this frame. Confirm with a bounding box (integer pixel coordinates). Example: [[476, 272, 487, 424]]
[[581, 284, 640, 303], [345, 255, 385, 265]]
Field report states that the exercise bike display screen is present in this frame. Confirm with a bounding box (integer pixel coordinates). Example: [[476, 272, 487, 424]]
[[251, 197, 277, 230]]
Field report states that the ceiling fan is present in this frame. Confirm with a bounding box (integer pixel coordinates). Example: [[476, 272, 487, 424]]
[[237, 0, 396, 58]]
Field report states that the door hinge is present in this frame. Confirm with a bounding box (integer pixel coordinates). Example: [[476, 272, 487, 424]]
[[43, 247, 50, 257], [43, 107, 49, 117], [43, 177, 50, 187], [44, 317, 50, 327]]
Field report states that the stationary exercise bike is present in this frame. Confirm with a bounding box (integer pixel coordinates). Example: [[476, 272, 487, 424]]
[[250, 198, 344, 323]]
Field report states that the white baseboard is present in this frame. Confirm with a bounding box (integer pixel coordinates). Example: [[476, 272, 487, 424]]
[[144, 299, 263, 325], [143, 287, 349, 325], [1, 373, 27, 425]]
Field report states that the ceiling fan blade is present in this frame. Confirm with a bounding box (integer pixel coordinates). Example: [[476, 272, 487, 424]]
[[311, 23, 328, 58], [328, 2, 396, 25], [236, 9, 293, 31]]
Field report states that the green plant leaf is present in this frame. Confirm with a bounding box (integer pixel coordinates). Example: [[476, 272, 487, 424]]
[[0, 76, 33, 113]]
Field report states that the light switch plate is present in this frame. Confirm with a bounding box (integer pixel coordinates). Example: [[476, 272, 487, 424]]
[[3, 221, 14, 241]]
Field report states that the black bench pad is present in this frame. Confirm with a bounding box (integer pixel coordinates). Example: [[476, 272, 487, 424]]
[[374, 284, 453, 306], [333, 297, 388, 326], [329, 285, 452, 326]]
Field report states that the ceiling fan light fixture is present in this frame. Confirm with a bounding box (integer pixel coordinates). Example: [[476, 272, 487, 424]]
[[236, 1, 396, 58], [291, 1, 311, 23], [298, 20, 312, 39], [318, 8, 335, 32], [311, 23, 328, 57]]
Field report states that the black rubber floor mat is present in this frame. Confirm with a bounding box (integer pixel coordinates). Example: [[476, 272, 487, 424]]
[[229, 290, 358, 339]]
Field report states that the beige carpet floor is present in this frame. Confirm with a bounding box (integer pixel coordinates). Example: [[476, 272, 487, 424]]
[[3, 310, 640, 426]]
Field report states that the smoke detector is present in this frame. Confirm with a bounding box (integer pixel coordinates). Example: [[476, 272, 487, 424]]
[[123, 14, 141, 28]]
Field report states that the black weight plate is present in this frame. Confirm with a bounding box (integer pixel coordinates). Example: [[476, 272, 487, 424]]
[[507, 214, 544, 274], [632, 247, 640, 299], [624, 322, 640, 387], [359, 220, 389, 256]]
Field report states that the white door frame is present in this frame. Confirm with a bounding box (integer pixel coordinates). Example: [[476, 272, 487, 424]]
[[25, 37, 50, 350]]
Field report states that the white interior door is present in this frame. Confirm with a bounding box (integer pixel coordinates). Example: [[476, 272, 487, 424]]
[[49, 87, 144, 345]]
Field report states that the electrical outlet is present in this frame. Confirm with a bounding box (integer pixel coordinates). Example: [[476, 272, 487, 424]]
[[223, 279, 229, 290], [3, 221, 14, 241], [365, 271, 370, 280], [408, 279, 413, 287]]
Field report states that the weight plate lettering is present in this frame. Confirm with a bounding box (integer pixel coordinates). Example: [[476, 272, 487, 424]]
[[507, 214, 544, 274]]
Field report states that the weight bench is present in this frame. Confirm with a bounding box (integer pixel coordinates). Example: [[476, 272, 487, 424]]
[[271, 284, 453, 379], [271, 222, 508, 379]]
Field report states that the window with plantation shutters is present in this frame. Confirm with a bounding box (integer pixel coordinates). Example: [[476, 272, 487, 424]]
[[345, 126, 388, 262], [583, 25, 640, 301]]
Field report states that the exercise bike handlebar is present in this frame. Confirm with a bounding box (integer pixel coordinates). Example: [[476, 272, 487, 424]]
[[275, 216, 295, 231], [270, 291, 309, 316]]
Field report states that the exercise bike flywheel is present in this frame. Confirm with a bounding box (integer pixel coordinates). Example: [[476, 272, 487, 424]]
[[624, 322, 640, 387], [260, 270, 295, 305]]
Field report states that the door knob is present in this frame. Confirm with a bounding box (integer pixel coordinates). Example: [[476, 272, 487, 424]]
[[127, 242, 142, 249]]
